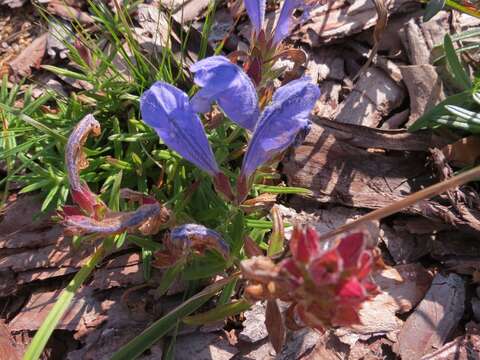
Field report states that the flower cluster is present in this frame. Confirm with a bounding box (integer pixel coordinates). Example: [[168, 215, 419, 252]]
[[239, 0, 324, 85], [140, 56, 320, 203], [240, 226, 379, 331]]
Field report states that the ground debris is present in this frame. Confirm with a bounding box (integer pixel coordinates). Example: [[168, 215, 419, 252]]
[[395, 273, 466, 359]]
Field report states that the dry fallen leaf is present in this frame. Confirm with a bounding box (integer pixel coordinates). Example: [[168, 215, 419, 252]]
[[442, 136, 480, 167], [8, 33, 47, 80]]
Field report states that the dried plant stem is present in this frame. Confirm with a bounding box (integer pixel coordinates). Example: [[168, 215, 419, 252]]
[[321, 165, 480, 240]]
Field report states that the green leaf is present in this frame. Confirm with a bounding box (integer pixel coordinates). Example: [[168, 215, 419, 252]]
[[229, 210, 245, 257], [182, 252, 227, 281], [183, 299, 251, 325], [157, 262, 183, 297], [23, 245, 106, 360], [424, 0, 445, 21], [444, 33, 471, 90], [110, 276, 237, 360]]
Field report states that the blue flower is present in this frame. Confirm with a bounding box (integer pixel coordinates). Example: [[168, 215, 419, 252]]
[[244, 0, 266, 35], [190, 56, 260, 131], [237, 77, 320, 201], [140, 81, 219, 176], [170, 224, 230, 258]]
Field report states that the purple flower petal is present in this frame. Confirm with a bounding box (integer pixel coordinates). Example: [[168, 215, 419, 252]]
[[240, 77, 320, 179], [140, 81, 219, 176], [190, 56, 260, 131], [273, 0, 315, 44], [244, 0, 266, 34]]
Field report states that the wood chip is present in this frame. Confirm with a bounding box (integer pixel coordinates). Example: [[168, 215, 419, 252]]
[[335, 67, 405, 127], [395, 273, 466, 359]]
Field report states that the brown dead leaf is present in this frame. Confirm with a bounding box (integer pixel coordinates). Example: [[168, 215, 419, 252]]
[[8, 32, 47, 79], [442, 136, 480, 167], [265, 300, 286, 353], [47, 1, 94, 24]]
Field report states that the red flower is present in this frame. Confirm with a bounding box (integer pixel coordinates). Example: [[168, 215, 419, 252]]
[[241, 226, 379, 331]]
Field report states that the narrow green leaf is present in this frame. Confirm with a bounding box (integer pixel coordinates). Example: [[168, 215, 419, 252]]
[[424, 0, 445, 21], [254, 184, 313, 195], [157, 262, 183, 297], [183, 300, 251, 325], [444, 33, 471, 90]]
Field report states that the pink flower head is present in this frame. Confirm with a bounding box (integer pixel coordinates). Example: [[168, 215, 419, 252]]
[[241, 226, 379, 331]]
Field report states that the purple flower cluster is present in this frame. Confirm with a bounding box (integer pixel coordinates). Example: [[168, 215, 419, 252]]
[[140, 56, 319, 202], [245, 0, 319, 44]]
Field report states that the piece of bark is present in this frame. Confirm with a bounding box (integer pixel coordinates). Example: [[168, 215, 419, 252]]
[[297, 0, 420, 47], [90, 253, 147, 290], [9, 287, 105, 333], [420, 322, 480, 360], [283, 121, 437, 210], [8, 33, 48, 80], [400, 64, 445, 127], [335, 67, 405, 127], [395, 273, 466, 359]]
